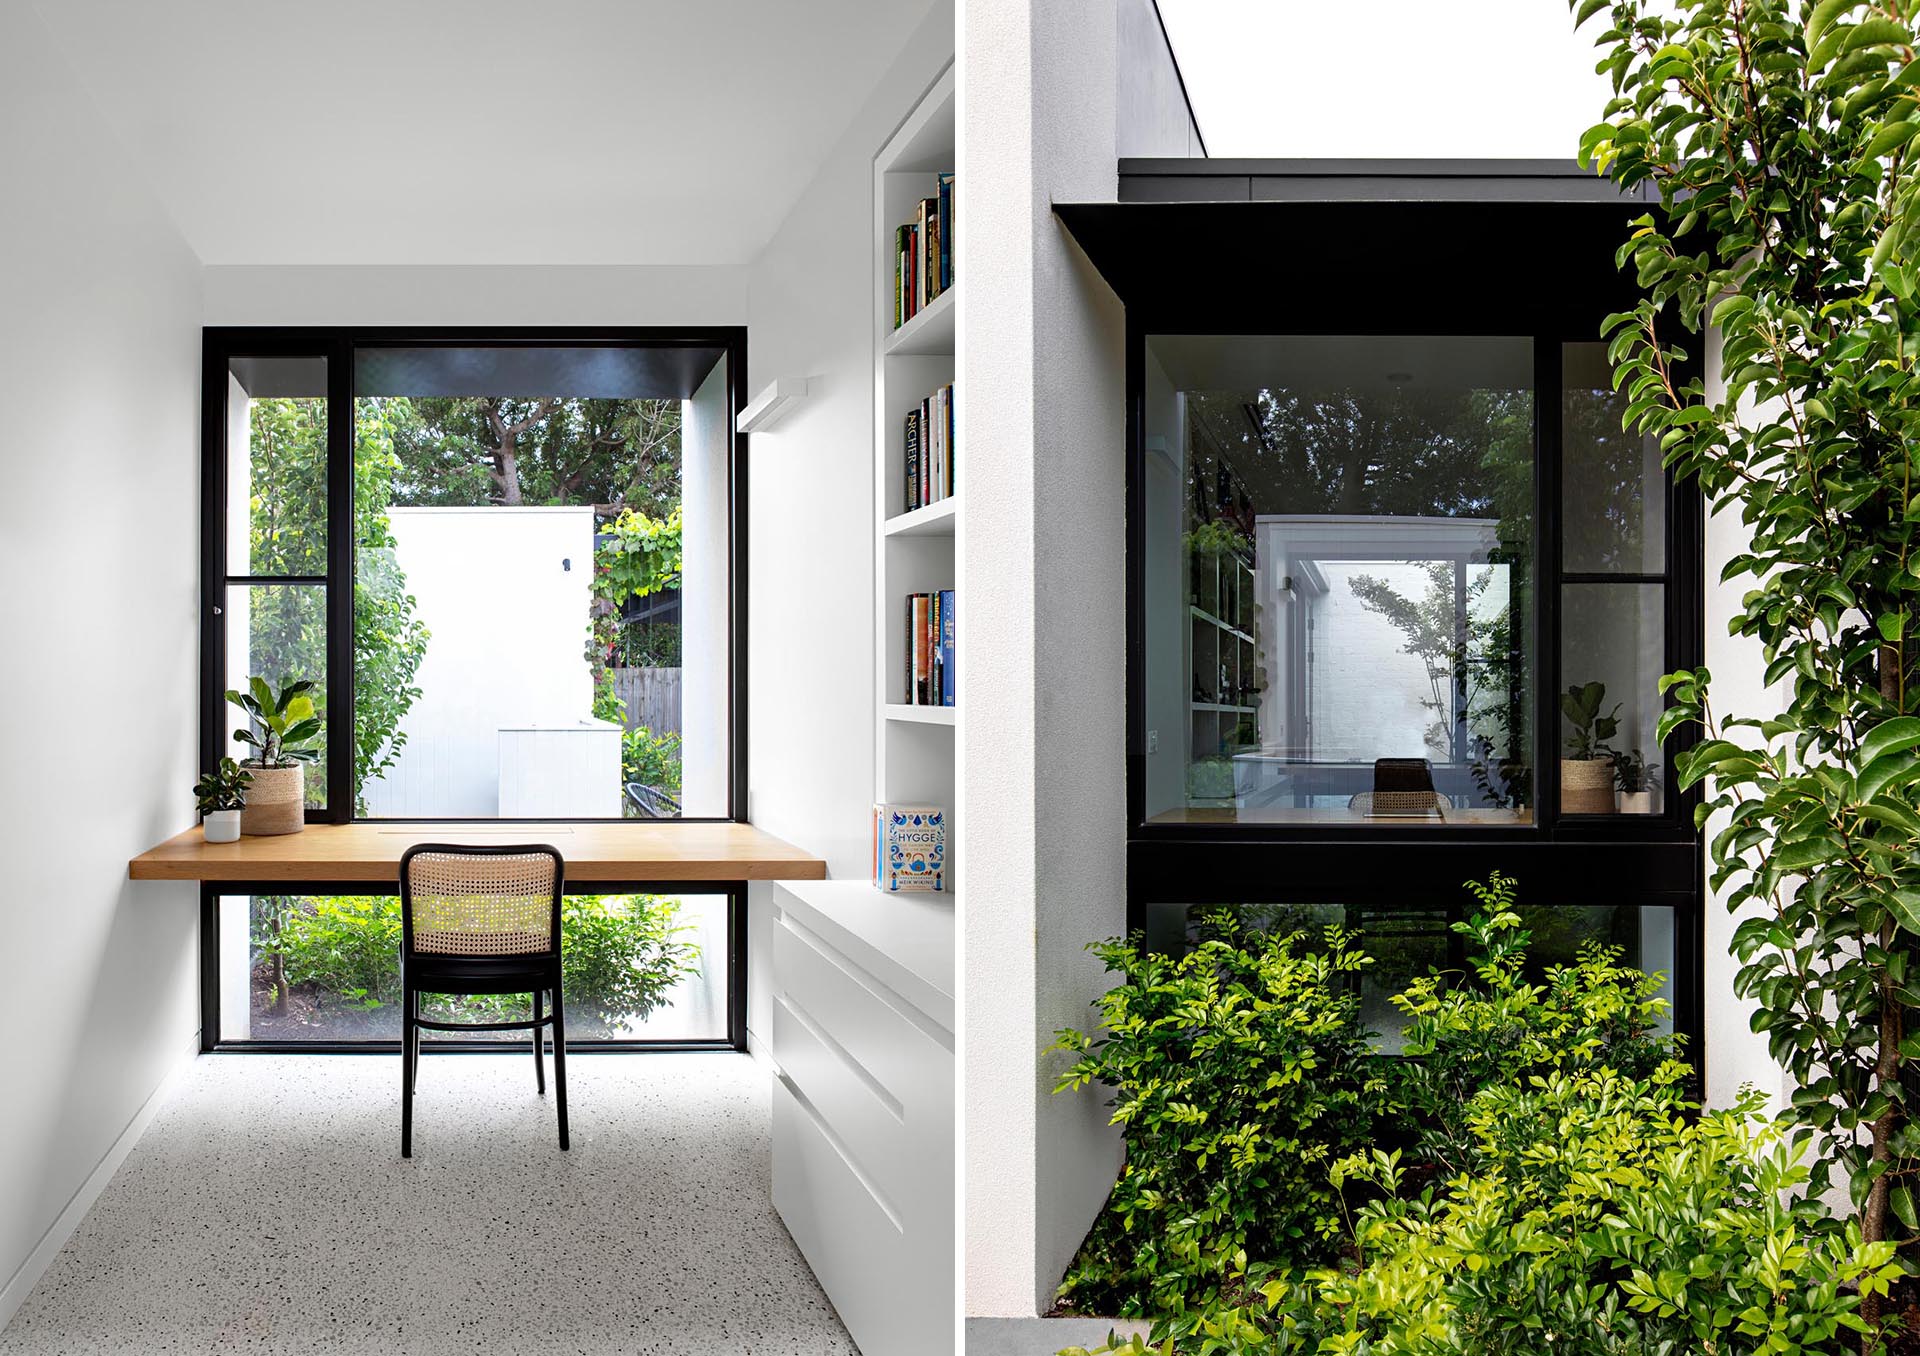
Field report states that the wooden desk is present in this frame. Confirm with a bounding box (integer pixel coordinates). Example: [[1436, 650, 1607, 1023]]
[[129, 821, 827, 884]]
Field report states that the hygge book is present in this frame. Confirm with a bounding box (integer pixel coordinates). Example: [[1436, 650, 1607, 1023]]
[[873, 804, 946, 892]]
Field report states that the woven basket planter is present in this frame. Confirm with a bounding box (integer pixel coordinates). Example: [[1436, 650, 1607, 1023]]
[[1560, 757, 1616, 815], [240, 763, 306, 836]]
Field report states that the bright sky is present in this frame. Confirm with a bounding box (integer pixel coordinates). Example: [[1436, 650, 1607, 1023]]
[[1156, 0, 1620, 160]]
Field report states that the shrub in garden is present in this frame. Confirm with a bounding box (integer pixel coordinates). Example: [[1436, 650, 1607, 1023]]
[[1387, 873, 1673, 1177], [1071, 1073, 1898, 1356], [1050, 913, 1387, 1318], [259, 892, 699, 1034], [1052, 876, 1899, 1354]]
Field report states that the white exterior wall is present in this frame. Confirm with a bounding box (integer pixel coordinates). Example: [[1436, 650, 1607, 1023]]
[[364, 508, 598, 818], [0, 4, 203, 1325], [680, 360, 732, 819], [742, 0, 955, 1049], [1701, 331, 1790, 1110], [964, 0, 1129, 1316]]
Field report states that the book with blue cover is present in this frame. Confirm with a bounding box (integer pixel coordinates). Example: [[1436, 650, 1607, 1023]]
[[939, 589, 955, 706], [873, 803, 945, 892]]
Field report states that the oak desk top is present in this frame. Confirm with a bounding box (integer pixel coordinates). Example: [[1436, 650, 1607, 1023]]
[[129, 822, 827, 884]]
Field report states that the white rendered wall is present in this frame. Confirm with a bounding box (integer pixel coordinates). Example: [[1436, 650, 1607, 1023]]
[[365, 508, 597, 818], [0, 3, 203, 1323], [743, 0, 955, 1049], [1701, 329, 1790, 1111], [202, 265, 747, 328], [964, 0, 1130, 1316], [680, 361, 732, 819]]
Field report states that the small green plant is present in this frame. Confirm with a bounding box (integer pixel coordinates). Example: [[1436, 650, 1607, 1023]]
[[1612, 746, 1658, 795], [192, 757, 253, 814], [1185, 755, 1235, 803], [1559, 680, 1619, 761], [622, 726, 683, 797], [1183, 520, 1250, 558], [226, 675, 322, 767]]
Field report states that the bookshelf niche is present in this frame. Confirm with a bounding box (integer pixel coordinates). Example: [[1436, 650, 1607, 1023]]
[[874, 66, 956, 895]]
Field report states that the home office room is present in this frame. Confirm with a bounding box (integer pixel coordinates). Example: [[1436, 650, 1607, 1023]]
[[0, 2, 954, 1353]]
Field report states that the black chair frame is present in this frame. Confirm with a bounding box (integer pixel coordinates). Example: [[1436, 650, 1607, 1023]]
[[398, 842, 569, 1157]]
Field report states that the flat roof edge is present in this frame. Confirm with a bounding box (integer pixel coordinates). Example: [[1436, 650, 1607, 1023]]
[[1119, 157, 1608, 177]]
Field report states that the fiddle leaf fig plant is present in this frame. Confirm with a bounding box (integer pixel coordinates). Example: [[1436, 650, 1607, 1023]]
[[226, 675, 322, 768], [1570, 0, 1920, 1318], [1560, 680, 1619, 760], [192, 757, 252, 815]]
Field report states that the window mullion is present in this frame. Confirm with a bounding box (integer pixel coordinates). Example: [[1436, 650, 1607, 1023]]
[[325, 339, 354, 821], [1534, 336, 1562, 830]]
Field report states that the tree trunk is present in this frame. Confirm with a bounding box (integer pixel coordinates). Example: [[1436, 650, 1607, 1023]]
[[1863, 959, 1899, 1342], [271, 907, 288, 1017], [496, 448, 523, 505]]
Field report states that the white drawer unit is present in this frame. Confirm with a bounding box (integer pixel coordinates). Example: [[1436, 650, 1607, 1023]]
[[767, 881, 954, 1356]]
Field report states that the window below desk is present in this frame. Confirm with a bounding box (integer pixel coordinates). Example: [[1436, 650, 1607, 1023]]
[[208, 888, 735, 1049]]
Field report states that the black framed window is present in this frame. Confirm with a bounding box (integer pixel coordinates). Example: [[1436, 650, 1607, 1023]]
[[1077, 185, 1709, 1062], [203, 883, 745, 1052], [200, 328, 749, 1052], [202, 329, 748, 824]]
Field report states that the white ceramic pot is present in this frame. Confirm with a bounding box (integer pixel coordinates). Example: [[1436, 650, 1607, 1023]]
[[1618, 790, 1654, 815], [202, 809, 242, 843]]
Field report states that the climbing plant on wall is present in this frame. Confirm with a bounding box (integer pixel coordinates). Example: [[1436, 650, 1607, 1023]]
[[1572, 0, 1920, 1324]]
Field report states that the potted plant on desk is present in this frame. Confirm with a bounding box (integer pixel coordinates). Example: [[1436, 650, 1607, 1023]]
[[226, 675, 321, 836], [1559, 680, 1619, 814], [192, 757, 252, 843]]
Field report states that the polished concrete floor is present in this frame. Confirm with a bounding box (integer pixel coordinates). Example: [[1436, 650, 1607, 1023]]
[[0, 1053, 853, 1355]]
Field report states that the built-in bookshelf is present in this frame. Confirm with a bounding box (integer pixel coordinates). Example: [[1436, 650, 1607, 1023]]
[[875, 66, 956, 894], [1190, 548, 1257, 760]]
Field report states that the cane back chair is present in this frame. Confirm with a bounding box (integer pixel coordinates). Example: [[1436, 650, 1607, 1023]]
[[398, 843, 568, 1157]]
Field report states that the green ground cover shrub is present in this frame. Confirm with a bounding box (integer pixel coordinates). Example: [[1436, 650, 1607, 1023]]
[[256, 892, 699, 1034], [1053, 877, 1899, 1355]]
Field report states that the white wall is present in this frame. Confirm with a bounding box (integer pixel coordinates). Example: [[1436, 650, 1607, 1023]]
[[0, 4, 203, 1324], [963, 0, 1130, 1316], [681, 359, 733, 819], [202, 264, 746, 328], [365, 508, 599, 818], [742, 0, 955, 1047]]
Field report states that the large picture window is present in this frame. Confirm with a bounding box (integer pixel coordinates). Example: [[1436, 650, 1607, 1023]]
[[205, 331, 745, 824], [1143, 334, 1536, 826], [201, 329, 747, 1051]]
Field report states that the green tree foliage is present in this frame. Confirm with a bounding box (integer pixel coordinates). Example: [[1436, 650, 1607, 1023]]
[[352, 400, 431, 804], [1565, 0, 1920, 1298], [388, 396, 681, 513], [243, 398, 430, 812]]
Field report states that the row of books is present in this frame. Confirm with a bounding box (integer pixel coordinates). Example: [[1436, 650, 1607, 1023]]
[[872, 803, 946, 893], [894, 172, 955, 329], [906, 590, 956, 707], [905, 383, 955, 511]]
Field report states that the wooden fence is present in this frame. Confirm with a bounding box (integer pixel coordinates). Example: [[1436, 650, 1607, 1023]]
[[612, 667, 681, 737]]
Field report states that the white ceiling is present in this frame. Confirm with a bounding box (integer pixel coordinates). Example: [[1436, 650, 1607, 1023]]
[[33, 0, 936, 266]]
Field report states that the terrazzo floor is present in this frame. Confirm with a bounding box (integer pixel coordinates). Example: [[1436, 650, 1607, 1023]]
[[0, 1053, 856, 1355]]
